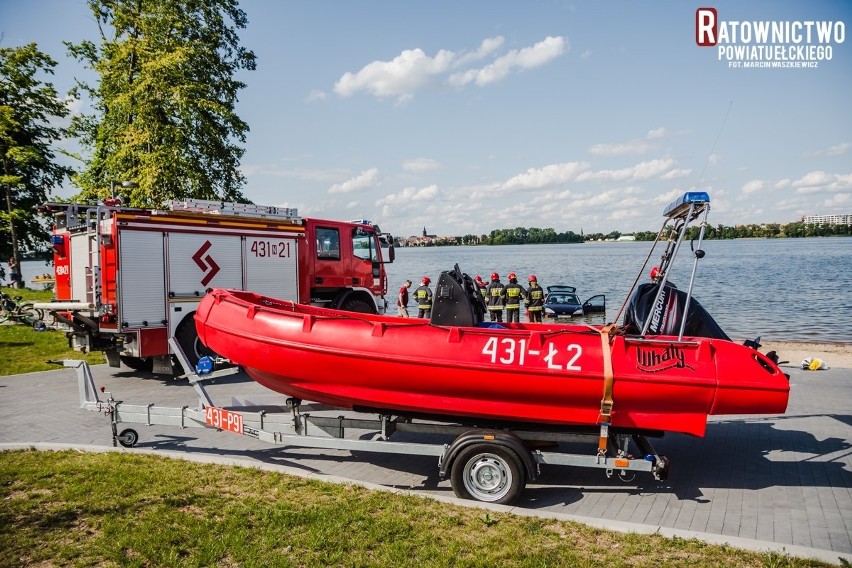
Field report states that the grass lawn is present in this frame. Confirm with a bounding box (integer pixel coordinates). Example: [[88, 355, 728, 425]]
[[0, 450, 835, 568], [0, 286, 105, 376]]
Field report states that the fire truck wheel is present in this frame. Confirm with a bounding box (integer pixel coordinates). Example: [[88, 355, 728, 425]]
[[175, 313, 217, 367], [340, 297, 377, 314], [119, 356, 154, 372]]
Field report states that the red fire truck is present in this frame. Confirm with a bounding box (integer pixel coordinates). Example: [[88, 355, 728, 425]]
[[35, 199, 395, 374]]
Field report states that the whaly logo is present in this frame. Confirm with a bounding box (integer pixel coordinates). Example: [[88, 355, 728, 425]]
[[636, 345, 694, 373], [192, 240, 220, 286]]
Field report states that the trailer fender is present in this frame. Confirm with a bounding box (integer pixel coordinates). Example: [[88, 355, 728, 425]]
[[439, 429, 538, 482]]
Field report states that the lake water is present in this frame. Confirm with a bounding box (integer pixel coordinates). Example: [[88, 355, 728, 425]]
[[17, 236, 851, 343], [384, 237, 852, 343]]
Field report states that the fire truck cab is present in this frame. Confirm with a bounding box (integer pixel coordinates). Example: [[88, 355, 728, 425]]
[[36, 199, 394, 374]]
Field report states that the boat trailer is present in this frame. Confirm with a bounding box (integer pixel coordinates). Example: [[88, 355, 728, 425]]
[[52, 339, 669, 505]]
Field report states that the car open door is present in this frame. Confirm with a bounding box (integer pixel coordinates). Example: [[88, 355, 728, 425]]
[[582, 294, 606, 314]]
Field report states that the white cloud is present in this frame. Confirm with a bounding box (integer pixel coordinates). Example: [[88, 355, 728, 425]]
[[453, 36, 505, 68], [824, 192, 849, 206], [646, 128, 667, 140], [661, 168, 692, 180], [582, 187, 643, 207], [305, 90, 327, 102], [334, 35, 567, 103], [375, 185, 440, 218], [826, 142, 851, 156], [651, 188, 684, 205], [500, 161, 591, 191], [448, 36, 567, 87], [793, 170, 834, 189], [588, 128, 668, 156], [576, 158, 675, 183], [328, 168, 380, 194], [742, 179, 765, 195], [803, 141, 850, 158], [402, 158, 442, 173], [588, 140, 651, 156], [334, 48, 455, 101]]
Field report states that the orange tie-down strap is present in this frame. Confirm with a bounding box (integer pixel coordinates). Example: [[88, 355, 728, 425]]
[[597, 324, 618, 454]]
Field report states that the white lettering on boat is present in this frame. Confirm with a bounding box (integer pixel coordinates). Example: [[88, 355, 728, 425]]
[[482, 337, 582, 371], [650, 288, 668, 332]]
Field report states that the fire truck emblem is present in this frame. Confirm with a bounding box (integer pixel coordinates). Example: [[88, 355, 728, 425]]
[[192, 240, 220, 286]]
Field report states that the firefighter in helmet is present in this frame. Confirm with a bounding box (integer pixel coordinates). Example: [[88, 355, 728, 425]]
[[414, 276, 433, 319], [526, 274, 545, 323], [474, 275, 487, 301], [485, 272, 505, 322], [504, 272, 527, 323]]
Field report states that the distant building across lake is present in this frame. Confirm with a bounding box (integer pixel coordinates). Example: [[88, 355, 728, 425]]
[[802, 213, 852, 226], [400, 226, 458, 246]]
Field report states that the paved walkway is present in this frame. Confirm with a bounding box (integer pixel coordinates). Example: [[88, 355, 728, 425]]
[[1, 362, 850, 564]]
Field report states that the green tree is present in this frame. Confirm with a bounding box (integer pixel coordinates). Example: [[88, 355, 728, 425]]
[[67, 0, 257, 206], [0, 43, 71, 276]]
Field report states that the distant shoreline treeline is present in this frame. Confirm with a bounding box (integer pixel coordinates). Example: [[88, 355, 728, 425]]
[[402, 222, 851, 246]]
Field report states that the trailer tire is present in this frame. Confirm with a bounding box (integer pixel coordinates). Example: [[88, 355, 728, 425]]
[[339, 297, 376, 314], [120, 356, 154, 372], [450, 444, 525, 505], [174, 313, 217, 369], [117, 429, 139, 448]]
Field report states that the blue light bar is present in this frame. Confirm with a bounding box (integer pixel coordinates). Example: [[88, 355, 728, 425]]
[[662, 191, 710, 219]]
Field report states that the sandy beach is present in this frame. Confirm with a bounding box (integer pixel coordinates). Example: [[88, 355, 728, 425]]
[[749, 340, 852, 370]]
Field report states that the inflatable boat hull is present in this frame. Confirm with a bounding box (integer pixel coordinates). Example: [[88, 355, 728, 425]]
[[195, 289, 789, 437]]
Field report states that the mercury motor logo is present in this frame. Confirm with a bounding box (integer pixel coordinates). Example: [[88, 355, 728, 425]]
[[696, 7, 845, 69], [192, 240, 220, 286]]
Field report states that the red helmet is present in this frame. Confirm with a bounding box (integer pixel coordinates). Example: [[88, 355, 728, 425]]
[[490, 272, 499, 281], [421, 276, 431, 285], [474, 275, 483, 283], [528, 274, 537, 282], [508, 272, 517, 280], [650, 266, 660, 280]]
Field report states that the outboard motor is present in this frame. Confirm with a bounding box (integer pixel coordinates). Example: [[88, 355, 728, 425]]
[[430, 264, 487, 327], [623, 282, 730, 340]]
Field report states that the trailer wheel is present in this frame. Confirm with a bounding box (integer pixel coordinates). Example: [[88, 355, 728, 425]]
[[340, 297, 377, 314], [117, 429, 139, 448], [451, 444, 526, 505], [174, 313, 217, 368]]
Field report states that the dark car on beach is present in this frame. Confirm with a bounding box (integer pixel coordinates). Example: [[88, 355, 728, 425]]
[[543, 285, 606, 319]]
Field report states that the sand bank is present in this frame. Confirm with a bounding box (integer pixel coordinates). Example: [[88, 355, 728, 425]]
[[749, 340, 852, 370]]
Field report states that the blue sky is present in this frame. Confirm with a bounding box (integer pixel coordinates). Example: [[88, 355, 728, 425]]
[[2, 0, 850, 237]]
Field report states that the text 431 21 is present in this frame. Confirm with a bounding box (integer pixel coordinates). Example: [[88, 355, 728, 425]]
[[250, 240, 292, 258]]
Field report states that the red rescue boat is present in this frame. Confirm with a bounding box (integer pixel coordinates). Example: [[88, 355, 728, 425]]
[[194, 287, 788, 438]]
